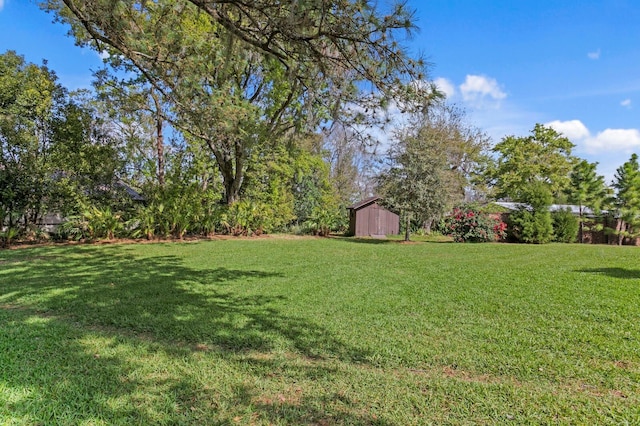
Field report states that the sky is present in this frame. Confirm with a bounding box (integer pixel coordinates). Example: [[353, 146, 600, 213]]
[[1, 0, 639, 183]]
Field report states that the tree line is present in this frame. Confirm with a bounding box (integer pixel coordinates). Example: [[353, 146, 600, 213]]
[[2, 1, 639, 246]]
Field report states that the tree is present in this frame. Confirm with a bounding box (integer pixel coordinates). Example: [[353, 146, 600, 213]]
[[565, 159, 610, 243], [39, 0, 434, 204], [377, 136, 449, 241], [489, 124, 576, 201], [0, 51, 123, 233], [612, 153, 640, 245], [507, 181, 554, 244], [92, 69, 168, 188], [322, 123, 376, 212], [377, 103, 488, 241]]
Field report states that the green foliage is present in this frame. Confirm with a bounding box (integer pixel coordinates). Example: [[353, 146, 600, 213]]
[[40, 0, 435, 205], [488, 124, 575, 200], [0, 226, 20, 248], [552, 208, 579, 243], [446, 205, 506, 242], [82, 206, 124, 240], [53, 215, 88, 241], [219, 200, 267, 236], [304, 207, 340, 237], [504, 180, 555, 244], [566, 159, 611, 243], [0, 50, 62, 228], [378, 104, 489, 241], [567, 160, 609, 213], [611, 153, 640, 244], [508, 208, 554, 244]]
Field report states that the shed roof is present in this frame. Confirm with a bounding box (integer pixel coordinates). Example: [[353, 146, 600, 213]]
[[347, 196, 382, 211]]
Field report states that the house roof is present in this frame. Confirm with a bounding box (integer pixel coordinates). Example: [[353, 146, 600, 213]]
[[117, 180, 145, 202], [347, 196, 381, 210], [493, 202, 606, 217]]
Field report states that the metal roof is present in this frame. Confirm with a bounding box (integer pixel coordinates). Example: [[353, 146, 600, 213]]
[[494, 202, 606, 217], [347, 196, 382, 210]]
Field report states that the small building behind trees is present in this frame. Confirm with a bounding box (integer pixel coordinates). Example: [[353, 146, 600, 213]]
[[347, 196, 399, 237]]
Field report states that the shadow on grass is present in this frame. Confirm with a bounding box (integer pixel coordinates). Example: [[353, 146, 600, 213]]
[[577, 267, 640, 280], [331, 236, 393, 244], [0, 245, 381, 424]]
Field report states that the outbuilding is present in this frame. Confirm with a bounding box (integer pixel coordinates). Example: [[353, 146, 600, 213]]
[[347, 196, 400, 237]]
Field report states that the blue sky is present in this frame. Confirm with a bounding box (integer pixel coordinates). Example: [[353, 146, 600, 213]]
[[1, 0, 639, 183]]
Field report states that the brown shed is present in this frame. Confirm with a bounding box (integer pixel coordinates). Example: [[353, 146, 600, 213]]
[[347, 196, 400, 237]]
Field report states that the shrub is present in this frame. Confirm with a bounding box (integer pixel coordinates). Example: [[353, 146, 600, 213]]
[[508, 208, 554, 244], [304, 207, 339, 236], [446, 206, 506, 242], [220, 201, 268, 236], [0, 227, 20, 248], [552, 208, 579, 243]]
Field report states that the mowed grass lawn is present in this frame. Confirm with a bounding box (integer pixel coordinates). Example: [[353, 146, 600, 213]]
[[1, 237, 639, 425]]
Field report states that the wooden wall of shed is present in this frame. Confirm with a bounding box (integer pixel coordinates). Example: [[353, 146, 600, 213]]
[[352, 203, 399, 237]]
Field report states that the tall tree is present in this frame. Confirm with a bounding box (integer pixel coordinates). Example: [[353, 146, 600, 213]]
[[377, 102, 488, 240], [566, 159, 610, 243], [0, 51, 122, 230], [39, 0, 434, 204], [612, 153, 640, 245], [92, 69, 168, 188], [0, 51, 59, 228], [488, 124, 576, 202], [322, 123, 375, 209]]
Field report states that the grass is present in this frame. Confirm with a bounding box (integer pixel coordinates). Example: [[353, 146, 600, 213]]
[[1, 237, 639, 424]]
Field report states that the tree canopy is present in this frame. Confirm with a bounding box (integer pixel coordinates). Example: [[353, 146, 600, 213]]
[[39, 0, 434, 203], [566, 159, 610, 243], [488, 123, 575, 202], [377, 103, 489, 240], [612, 153, 640, 244]]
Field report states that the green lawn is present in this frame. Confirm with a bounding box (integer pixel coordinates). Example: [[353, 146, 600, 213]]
[[1, 237, 639, 425]]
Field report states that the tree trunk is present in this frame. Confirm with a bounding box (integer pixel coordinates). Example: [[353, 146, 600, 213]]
[[155, 115, 164, 187], [578, 204, 584, 244], [423, 218, 433, 235], [404, 214, 410, 242], [150, 90, 165, 187], [618, 220, 625, 246]]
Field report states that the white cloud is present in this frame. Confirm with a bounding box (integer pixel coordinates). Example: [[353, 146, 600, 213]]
[[0, 0, 5, 11], [587, 49, 601, 60], [433, 77, 456, 99], [544, 119, 640, 183], [584, 128, 640, 154], [98, 50, 110, 60], [621, 98, 632, 108], [546, 119, 591, 141], [459, 75, 506, 106], [546, 119, 640, 154]]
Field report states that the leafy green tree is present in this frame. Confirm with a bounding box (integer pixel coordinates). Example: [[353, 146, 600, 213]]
[[565, 159, 610, 243], [0, 51, 124, 235], [377, 103, 489, 240], [508, 181, 554, 244], [92, 69, 168, 188], [0, 50, 61, 229], [40, 0, 434, 204], [612, 153, 640, 245], [323, 123, 371, 212], [489, 124, 576, 201]]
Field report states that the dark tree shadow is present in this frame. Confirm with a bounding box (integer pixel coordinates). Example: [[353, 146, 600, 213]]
[[0, 245, 370, 359], [576, 267, 640, 280], [0, 244, 383, 424]]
